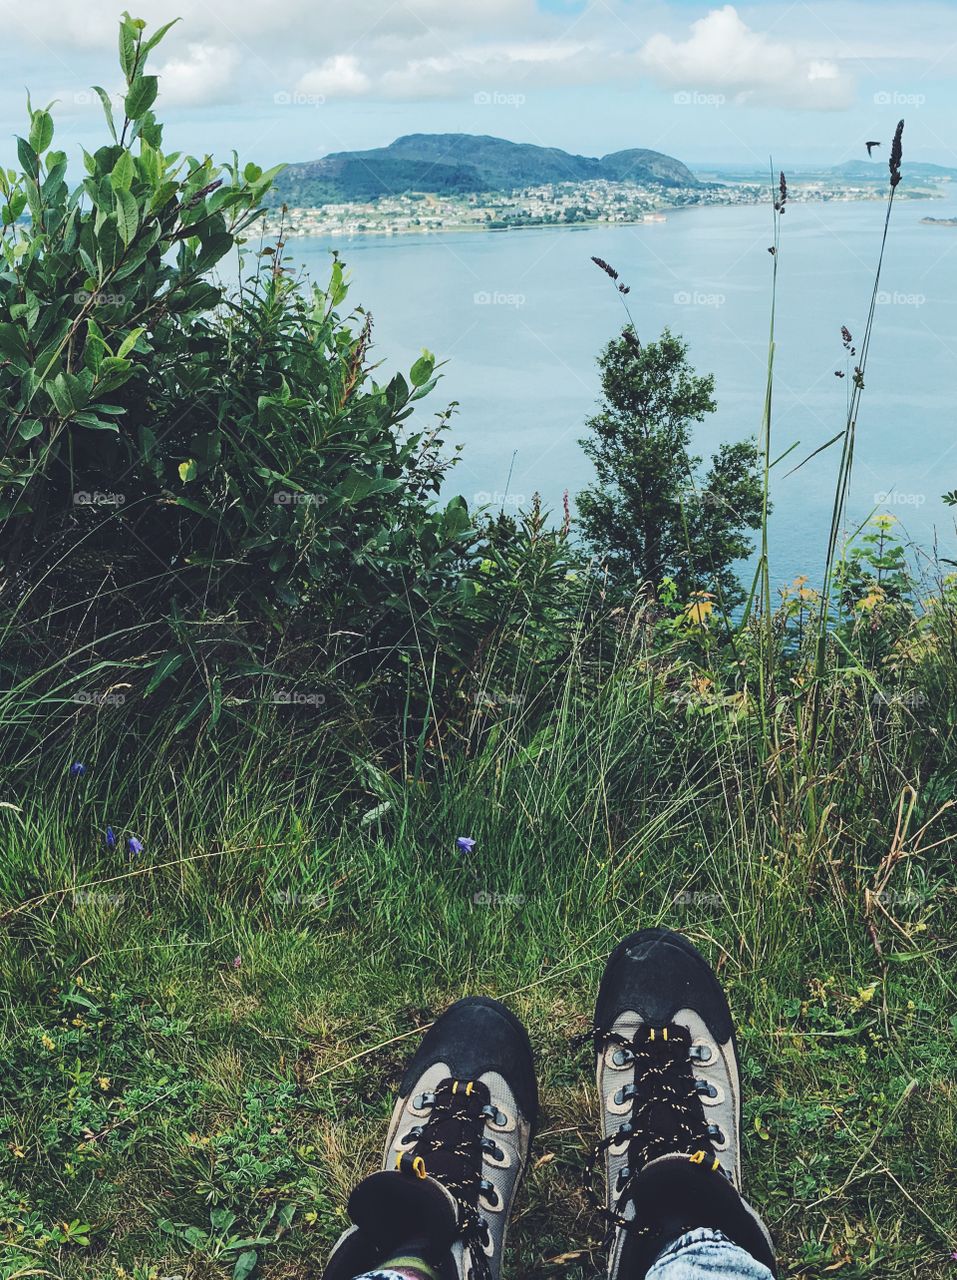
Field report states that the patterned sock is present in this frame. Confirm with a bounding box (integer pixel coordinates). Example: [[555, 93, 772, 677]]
[[352, 1261, 438, 1280], [352, 1239, 441, 1280]]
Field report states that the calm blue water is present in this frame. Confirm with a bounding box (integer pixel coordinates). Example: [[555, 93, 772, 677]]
[[276, 197, 957, 590]]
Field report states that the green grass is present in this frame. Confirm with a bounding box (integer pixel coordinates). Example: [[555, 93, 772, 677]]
[[2, 641, 956, 1280], [0, 81, 949, 1280]]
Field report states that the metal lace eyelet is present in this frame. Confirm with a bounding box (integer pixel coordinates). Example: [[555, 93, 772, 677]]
[[616, 1165, 632, 1189], [480, 1178, 501, 1209], [707, 1123, 726, 1146], [481, 1103, 509, 1128], [400, 1125, 424, 1145], [612, 1047, 634, 1066], [608, 1120, 632, 1153], [412, 1091, 435, 1111], [481, 1136, 506, 1163], [695, 1079, 718, 1098], [479, 1216, 494, 1255], [613, 1083, 637, 1106], [689, 1042, 715, 1064]]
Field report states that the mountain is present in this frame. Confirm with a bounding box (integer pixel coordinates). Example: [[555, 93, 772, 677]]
[[830, 159, 957, 181], [272, 133, 702, 205]]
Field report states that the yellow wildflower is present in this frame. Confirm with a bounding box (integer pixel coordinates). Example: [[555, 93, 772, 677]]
[[857, 587, 884, 612], [684, 592, 715, 626]]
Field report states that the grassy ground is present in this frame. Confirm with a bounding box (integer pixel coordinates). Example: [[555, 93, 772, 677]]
[[2, 684, 955, 1280], [4, 88, 946, 1280]]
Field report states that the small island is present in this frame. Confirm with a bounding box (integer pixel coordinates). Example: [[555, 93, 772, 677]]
[[921, 216, 957, 226], [262, 134, 952, 240]]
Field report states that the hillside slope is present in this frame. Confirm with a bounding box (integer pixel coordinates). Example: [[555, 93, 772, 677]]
[[272, 133, 702, 204]]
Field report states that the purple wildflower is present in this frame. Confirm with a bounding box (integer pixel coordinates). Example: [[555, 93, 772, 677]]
[[105, 826, 117, 849], [232, 955, 242, 969], [127, 836, 143, 855], [456, 836, 476, 854], [69, 762, 86, 778]]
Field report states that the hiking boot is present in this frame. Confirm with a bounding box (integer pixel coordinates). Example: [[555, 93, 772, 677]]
[[578, 928, 777, 1278], [323, 996, 537, 1280]]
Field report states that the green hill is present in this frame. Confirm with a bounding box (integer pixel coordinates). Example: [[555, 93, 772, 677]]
[[272, 133, 702, 205]]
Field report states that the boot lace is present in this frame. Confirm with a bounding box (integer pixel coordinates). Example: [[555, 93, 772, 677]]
[[400, 1077, 504, 1280], [574, 1022, 719, 1236]]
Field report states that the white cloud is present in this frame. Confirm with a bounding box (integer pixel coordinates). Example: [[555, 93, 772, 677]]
[[4, 0, 954, 127], [640, 6, 855, 109], [298, 55, 371, 99], [376, 41, 594, 99], [154, 43, 241, 107]]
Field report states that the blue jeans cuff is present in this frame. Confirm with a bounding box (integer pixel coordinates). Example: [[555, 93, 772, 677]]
[[653, 1227, 735, 1263], [649, 1226, 775, 1279]]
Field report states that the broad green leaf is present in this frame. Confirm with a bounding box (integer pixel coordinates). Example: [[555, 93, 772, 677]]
[[2, 191, 28, 225], [92, 86, 117, 141], [150, 179, 179, 212], [29, 110, 54, 154], [116, 327, 145, 359], [192, 232, 234, 272], [95, 214, 123, 269], [71, 412, 119, 431], [125, 75, 158, 120], [118, 17, 139, 82], [232, 1251, 258, 1280], [111, 149, 134, 192], [16, 137, 39, 182], [137, 137, 163, 184], [136, 113, 163, 149], [142, 18, 181, 56], [410, 352, 435, 387], [58, 371, 89, 411], [95, 355, 134, 393], [443, 496, 471, 538], [0, 323, 29, 361], [12, 292, 41, 330], [114, 187, 139, 245], [329, 259, 348, 306], [17, 419, 43, 441], [178, 459, 198, 483], [47, 374, 75, 417]]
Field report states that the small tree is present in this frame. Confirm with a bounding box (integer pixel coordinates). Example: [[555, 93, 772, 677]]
[[577, 327, 763, 607]]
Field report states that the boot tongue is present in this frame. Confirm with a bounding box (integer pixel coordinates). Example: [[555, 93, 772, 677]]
[[617, 1154, 777, 1278], [348, 1169, 461, 1255]]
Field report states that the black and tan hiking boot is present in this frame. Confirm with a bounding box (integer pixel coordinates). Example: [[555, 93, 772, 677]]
[[323, 997, 537, 1280], [577, 928, 777, 1279]]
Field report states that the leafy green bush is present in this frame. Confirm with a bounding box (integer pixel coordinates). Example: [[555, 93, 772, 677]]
[[0, 14, 498, 763]]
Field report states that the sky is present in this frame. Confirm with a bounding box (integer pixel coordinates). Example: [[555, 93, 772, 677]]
[[1, 0, 955, 173]]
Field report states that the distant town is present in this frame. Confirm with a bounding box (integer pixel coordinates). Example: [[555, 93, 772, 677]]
[[262, 175, 945, 239]]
